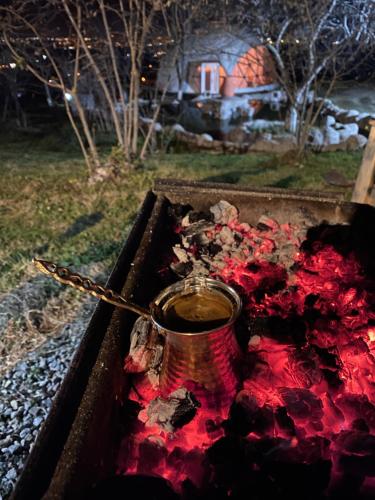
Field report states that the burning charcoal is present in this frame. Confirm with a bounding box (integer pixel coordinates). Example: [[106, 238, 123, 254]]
[[333, 430, 375, 455], [206, 436, 249, 488], [184, 220, 215, 237], [140, 388, 200, 433], [124, 318, 163, 373], [335, 393, 375, 431], [119, 399, 143, 435], [137, 436, 168, 474], [167, 446, 208, 491], [217, 226, 235, 246], [257, 215, 280, 232], [286, 348, 322, 388], [351, 418, 370, 433], [224, 390, 274, 436], [267, 316, 306, 345], [210, 200, 238, 225], [205, 418, 224, 440], [278, 388, 324, 422], [275, 406, 296, 437]]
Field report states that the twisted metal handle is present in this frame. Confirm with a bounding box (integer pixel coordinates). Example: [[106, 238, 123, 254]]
[[33, 258, 151, 318]]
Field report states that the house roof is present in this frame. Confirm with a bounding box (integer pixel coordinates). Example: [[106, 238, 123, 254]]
[[156, 29, 262, 93], [180, 30, 260, 75]]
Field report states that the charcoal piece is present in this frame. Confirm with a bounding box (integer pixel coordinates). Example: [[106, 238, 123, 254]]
[[257, 215, 279, 231], [287, 348, 322, 388], [205, 418, 224, 439], [228, 472, 280, 500], [124, 318, 162, 373], [144, 388, 200, 432], [351, 418, 370, 433], [169, 203, 192, 220], [137, 437, 168, 474], [184, 220, 215, 237], [263, 459, 332, 500], [90, 475, 179, 500], [312, 345, 340, 369], [171, 260, 193, 278], [246, 263, 259, 272], [187, 210, 214, 224], [173, 245, 190, 263], [321, 368, 343, 390], [210, 200, 239, 225], [207, 242, 222, 257], [234, 232, 243, 244], [206, 436, 249, 488], [224, 390, 274, 436], [339, 454, 375, 477], [278, 388, 323, 421], [190, 232, 211, 247], [186, 258, 210, 277], [267, 316, 306, 345], [119, 399, 143, 435], [333, 430, 375, 456], [335, 393, 375, 431], [295, 436, 331, 463], [234, 314, 252, 351], [218, 226, 235, 246], [275, 406, 296, 437]]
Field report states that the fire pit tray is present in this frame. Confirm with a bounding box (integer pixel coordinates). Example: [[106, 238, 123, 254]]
[[12, 179, 375, 499]]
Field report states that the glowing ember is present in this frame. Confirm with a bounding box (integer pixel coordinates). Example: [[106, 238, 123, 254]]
[[116, 201, 375, 499]]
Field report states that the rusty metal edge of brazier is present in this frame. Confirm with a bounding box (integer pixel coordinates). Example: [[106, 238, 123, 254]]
[[44, 195, 169, 499]]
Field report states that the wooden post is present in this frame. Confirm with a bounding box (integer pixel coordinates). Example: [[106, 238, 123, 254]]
[[352, 119, 375, 205]]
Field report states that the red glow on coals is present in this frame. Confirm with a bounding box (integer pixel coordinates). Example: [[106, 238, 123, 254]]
[[117, 376, 227, 492], [117, 215, 375, 496]]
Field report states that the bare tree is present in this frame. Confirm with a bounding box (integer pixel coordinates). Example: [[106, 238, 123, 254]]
[[206, 0, 375, 153], [0, 0, 180, 176]]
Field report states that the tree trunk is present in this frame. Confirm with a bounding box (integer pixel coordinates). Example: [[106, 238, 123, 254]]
[[286, 105, 298, 135]]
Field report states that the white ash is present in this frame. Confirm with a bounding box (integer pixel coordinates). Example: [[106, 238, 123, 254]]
[[0, 296, 96, 500], [124, 317, 164, 375], [172, 246, 189, 263], [210, 200, 239, 225], [171, 201, 308, 278], [138, 388, 200, 433]]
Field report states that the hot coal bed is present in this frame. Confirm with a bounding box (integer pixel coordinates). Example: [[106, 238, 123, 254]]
[[12, 181, 375, 500]]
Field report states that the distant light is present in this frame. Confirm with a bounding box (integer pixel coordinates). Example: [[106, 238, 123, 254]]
[[295, 39, 300, 44], [148, 64, 152, 68], [64, 92, 73, 102], [141, 76, 146, 82], [9, 62, 16, 69], [42, 54, 47, 60]]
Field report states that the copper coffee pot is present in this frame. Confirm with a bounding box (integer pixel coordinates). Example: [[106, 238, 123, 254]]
[[33, 259, 242, 404]]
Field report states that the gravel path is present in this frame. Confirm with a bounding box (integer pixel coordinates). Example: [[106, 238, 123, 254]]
[[0, 296, 97, 499]]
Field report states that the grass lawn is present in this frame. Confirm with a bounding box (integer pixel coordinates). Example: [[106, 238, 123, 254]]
[[0, 129, 362, 293]]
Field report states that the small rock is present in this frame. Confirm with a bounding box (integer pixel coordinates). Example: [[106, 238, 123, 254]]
[[6, 468, 17, 480], [32, 416, 43, 427], [10, 400, 18, 411]]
